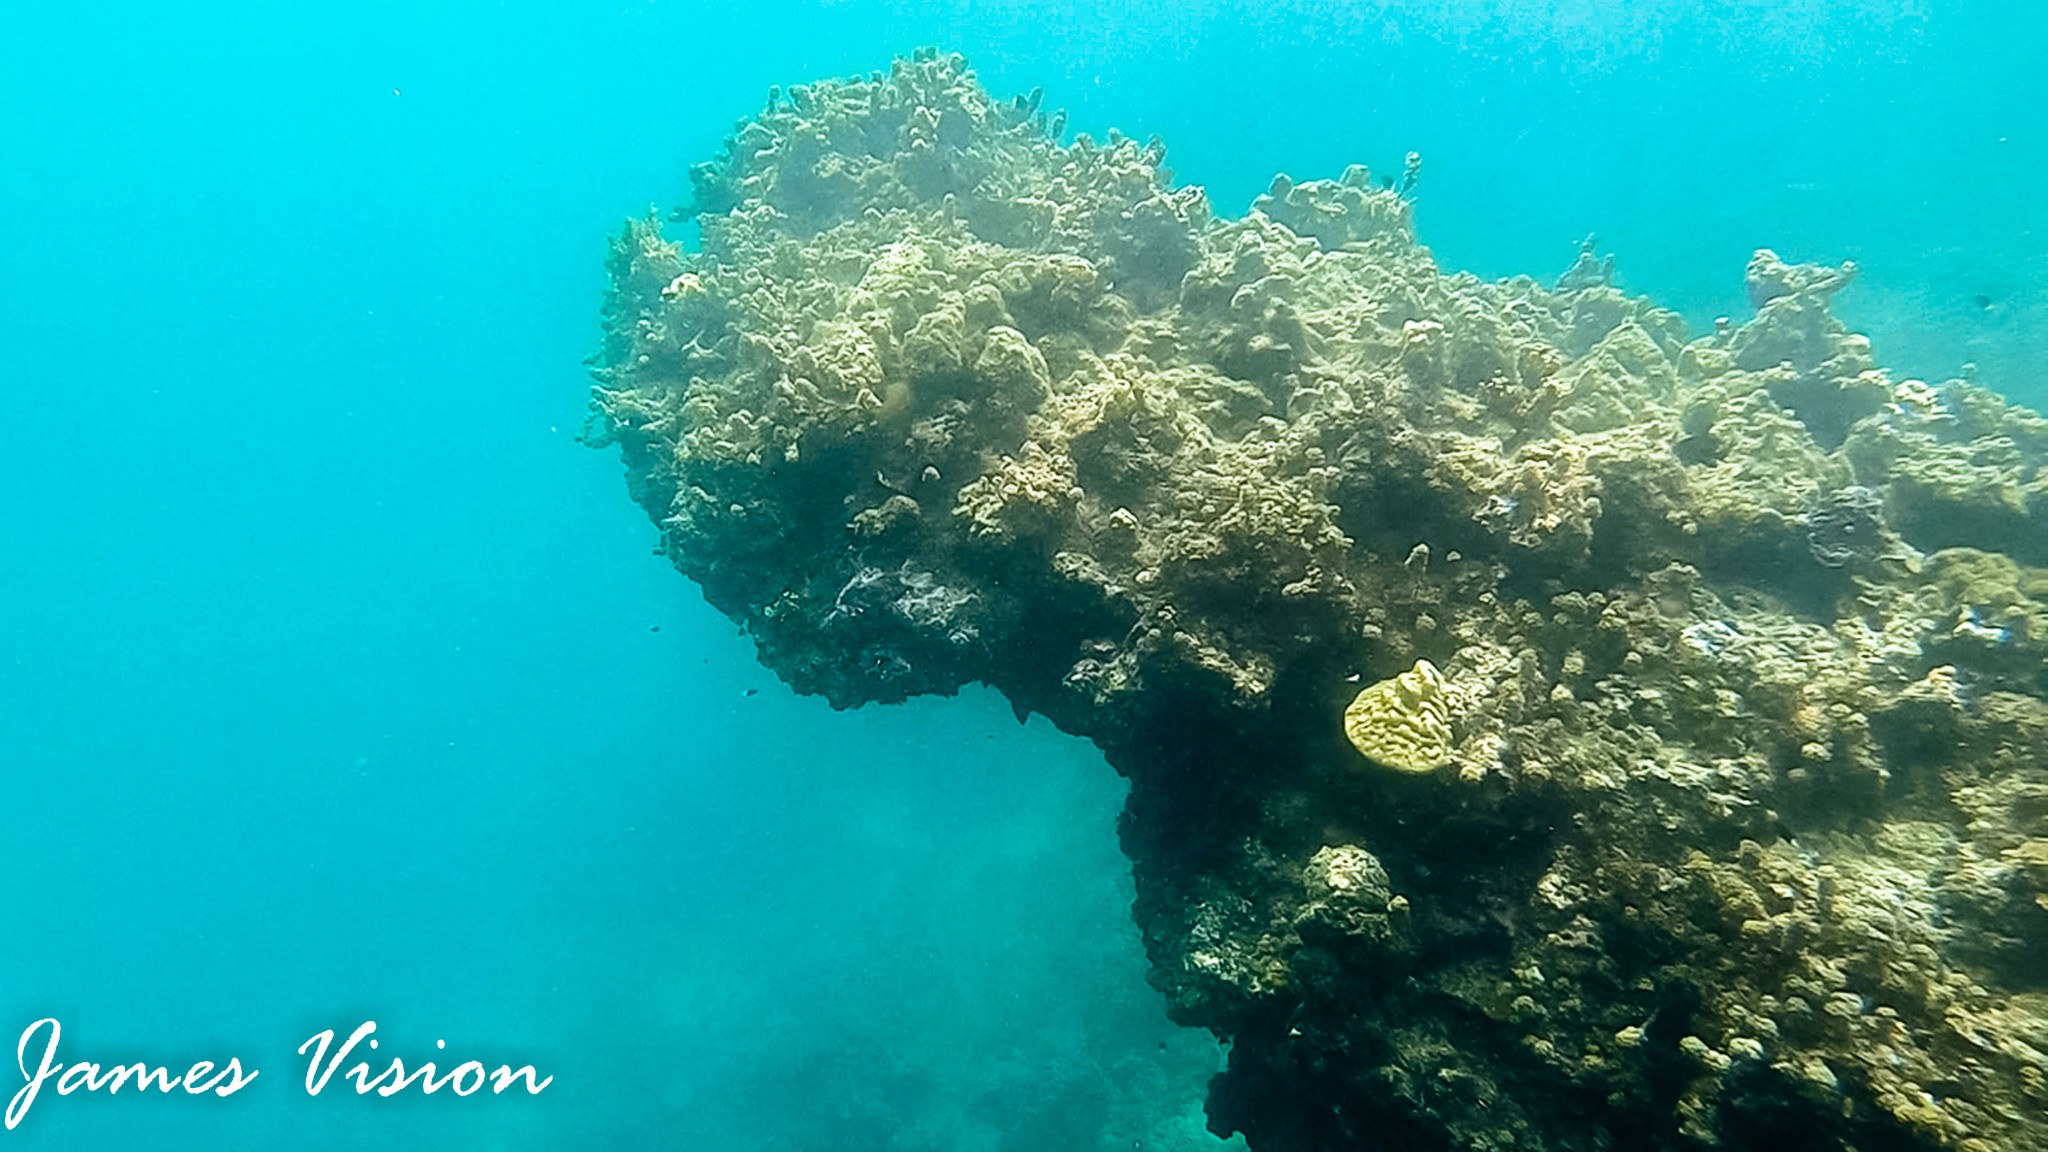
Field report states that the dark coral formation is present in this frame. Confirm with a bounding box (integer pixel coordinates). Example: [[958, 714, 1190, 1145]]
[[585, 50, 2048, 1151], [1806, 485, 1896, 570]]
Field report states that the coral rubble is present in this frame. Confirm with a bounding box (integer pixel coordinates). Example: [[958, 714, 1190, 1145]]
[[586, 49, 2048, 1151]]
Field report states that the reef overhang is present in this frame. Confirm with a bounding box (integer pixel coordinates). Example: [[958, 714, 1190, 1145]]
[[587, 49, 2048, 1152]]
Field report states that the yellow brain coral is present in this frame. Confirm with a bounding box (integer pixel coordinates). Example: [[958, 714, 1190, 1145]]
[[1342, 659, 1453, 773]]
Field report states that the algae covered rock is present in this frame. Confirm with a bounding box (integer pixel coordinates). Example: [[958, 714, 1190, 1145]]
[[588, 49, 2048, 1152]]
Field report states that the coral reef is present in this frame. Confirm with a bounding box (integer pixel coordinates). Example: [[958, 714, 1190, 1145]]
[[586, 49, 2048, 1151]]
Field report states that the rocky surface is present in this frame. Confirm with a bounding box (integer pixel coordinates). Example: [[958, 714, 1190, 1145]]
[[585, 49, 2048, 1151]]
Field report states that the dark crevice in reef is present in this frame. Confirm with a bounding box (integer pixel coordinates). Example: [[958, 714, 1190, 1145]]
[[587, 49, 2048, 1152]]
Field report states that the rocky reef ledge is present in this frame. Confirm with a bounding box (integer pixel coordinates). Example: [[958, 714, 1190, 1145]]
[[585, 49, 2048, 1151]]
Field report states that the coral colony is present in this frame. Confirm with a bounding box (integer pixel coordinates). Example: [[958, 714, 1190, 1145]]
[[588, 49, 2048, 1152]]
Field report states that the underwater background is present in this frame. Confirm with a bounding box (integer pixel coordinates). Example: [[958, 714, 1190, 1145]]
[[0, 2, 2040, 1148]]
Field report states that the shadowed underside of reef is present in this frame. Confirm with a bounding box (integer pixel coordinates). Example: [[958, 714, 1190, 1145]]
[[587, 49, 2048, 1152]]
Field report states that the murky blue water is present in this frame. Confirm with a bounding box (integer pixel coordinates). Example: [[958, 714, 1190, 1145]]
[[1, 3, 2039, 1148]]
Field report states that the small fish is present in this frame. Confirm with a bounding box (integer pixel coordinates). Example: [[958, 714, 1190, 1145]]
[[745, 688, 759, 697], [649, 625, 661, 633]]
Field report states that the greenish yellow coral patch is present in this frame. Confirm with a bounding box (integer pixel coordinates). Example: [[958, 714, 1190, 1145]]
[[1343, 659, 1453, 773]]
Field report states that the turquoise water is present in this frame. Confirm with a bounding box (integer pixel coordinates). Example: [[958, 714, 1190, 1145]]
[[0, 3, 2039, 1148]]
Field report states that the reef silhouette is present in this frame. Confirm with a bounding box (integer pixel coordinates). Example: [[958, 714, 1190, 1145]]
[[586, 49, 2048, 1151]]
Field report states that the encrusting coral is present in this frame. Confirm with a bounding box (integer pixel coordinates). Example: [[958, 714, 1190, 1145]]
[[586, 48, 2048, 1152]]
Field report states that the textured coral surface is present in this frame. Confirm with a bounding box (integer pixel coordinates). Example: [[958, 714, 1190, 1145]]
[[586, 50, 2048, 1151]]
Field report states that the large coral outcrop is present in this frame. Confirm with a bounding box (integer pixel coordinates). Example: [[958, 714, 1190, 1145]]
[[587, 49, 2048, 1151]]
